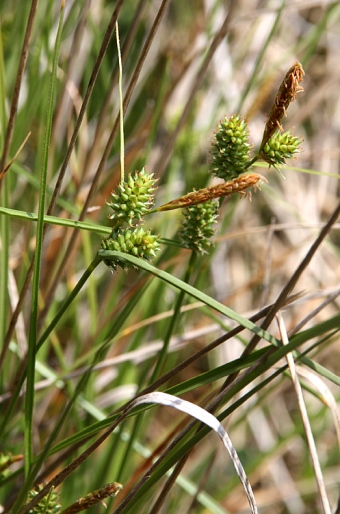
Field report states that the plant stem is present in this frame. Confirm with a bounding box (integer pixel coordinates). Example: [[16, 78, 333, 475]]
[[24, 1, 65, 479], [150, 251, 197, 382]]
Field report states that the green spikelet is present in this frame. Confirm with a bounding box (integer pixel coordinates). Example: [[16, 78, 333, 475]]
[[26, 485, 61, 513], [210, 115, 251, 180], [178, 199, 219, 254], [101, 227, 161, 270], [260, 130, 302, 168], [107, 167, 157, 226]]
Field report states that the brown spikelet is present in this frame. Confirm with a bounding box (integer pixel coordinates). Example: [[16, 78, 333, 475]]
[[157, 173, 263, 212], [260, 61, 304, 151], [61, 482, 123, 513]]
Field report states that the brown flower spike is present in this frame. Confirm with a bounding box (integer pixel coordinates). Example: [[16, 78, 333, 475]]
[[156, 173, 262, 212], [61, 482, 123, 513], [259, 61, 304, 151]]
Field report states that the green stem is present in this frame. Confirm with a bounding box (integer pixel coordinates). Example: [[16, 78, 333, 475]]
[[244, 155, 260, 169], [9, 254, 102, 514], [0, 177, 9, 371], [0, 255, 102, 448], [24, 1, 65, 479], [150, 251, 197, 382], [114, 251, 197, 484], [37, 255, 102, 351]]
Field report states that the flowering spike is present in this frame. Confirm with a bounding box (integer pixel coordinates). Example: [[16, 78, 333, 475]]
[[179, 199, 219, 254], [61, 483, 122, 513], [260, 130, 303, 168], [26, 485, 61, 513], [210, 115, 252, 180], [101, 227, 161, 270], [107, 167, 157, 226], [260, 61, 304, 150], [157, 173, 262, 212]]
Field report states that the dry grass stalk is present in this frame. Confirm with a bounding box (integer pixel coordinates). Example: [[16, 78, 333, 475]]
[[260, 61, 304, 150]]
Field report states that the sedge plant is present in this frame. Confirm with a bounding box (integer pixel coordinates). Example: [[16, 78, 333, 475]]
[[1, 3, 340, 514]]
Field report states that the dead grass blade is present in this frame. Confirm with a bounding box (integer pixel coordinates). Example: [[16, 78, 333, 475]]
[[277, 312, 332, 514]]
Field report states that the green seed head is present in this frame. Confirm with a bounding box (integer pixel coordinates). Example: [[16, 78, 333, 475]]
[[178, 199, 219, 254], [261, 130, 302, 167], [107, 167, 157, 226], [210, 115, 252, 181], [101, 227, 161, 270], [26, 486, 61, 513]]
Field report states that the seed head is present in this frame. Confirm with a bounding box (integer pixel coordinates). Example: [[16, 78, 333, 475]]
[[107, 167, 157, 226], [210, 115, 252, 181], [101, 227, 161, 270]]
